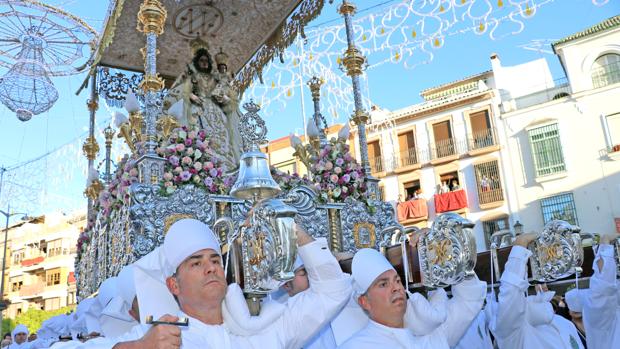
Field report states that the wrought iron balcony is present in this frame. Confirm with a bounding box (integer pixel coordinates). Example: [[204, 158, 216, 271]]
[[369, 155, 383, 173], [469, 127, 498, 151], [399, 147, 418, 167], [430, 137, 468, 160]]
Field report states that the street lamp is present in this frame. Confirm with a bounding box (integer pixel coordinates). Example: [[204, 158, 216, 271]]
[[0, 205, 29, 327], [513, 220, 524, 236]]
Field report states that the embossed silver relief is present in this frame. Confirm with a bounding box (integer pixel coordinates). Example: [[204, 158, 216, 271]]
[[418, 213, 478, 288], [129, 183, 217, 258], [528, 220, 583, 282], [78, 182, 403, 298]]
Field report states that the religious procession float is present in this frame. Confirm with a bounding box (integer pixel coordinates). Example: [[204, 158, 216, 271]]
[[74, 0, 617, 312]]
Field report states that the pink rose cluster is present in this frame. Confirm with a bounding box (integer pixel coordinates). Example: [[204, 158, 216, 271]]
[[311, 139, 367, 203], [158, 126, 234, 195], [270, 167, 312, 191], [76, 230, 91, 260]]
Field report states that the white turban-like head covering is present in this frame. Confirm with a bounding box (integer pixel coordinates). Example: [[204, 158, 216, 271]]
[[351, 248, 395, 296], [70, 297, 97, 338], [565, 288, 585, 313], [116, 265, 137, 307], [526, 290, 555, 326], [292, 254, 304, 272], [37, 314, 70, 341], [134, 218, 221, 323], [11, 324, 28, 341], [100, 267, 139, 337], [97, 277, 118, 309], [162, 218, 221, 277]]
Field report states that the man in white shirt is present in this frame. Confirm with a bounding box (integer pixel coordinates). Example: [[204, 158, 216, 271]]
[[494, 233, 584, 349], [582, 233, 619, 349], [339, 248, 485, 349], [277, 255, 364, 349], [85, 218, 350, 349]]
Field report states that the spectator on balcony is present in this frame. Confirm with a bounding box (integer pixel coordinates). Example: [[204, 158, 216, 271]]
[[480, 176, 491, 192], [450, 179, 460, 192], [438, 182, 450, 194], [412, 188, 425, 200]]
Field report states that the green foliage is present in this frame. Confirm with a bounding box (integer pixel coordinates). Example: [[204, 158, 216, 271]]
[[5, 306, 74, 334], [1, 318, 15, 338]]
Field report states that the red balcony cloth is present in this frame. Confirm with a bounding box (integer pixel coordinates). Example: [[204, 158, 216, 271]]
[[397, 199, 428, 221], [21, 256, 44, 267], [434, 189, 468, 213], [68, 272, 76, 284]]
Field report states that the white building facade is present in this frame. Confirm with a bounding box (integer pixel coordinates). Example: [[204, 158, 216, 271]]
[[350, 15, 620, 250], [496, 15, 620, 237]]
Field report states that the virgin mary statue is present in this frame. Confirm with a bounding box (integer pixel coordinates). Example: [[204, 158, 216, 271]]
[[163, 37, 241, 171]]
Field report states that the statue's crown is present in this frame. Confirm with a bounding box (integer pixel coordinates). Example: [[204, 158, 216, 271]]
[[215, 48, 228, 66], [190, 36, 209, 56]]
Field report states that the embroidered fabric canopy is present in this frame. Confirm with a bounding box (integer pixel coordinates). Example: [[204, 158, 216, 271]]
[[93, 0, 327, 92]]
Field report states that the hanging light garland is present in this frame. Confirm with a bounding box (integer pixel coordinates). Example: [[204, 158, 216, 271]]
[[243, 0, 609, 121]]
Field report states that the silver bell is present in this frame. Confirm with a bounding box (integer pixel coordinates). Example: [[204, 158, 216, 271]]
[[230, 149, 281, 200]]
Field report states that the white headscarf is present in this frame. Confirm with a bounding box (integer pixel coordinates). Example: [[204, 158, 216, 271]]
[[564, 288, 585, 313], [100, 267, 139, 337], [351, 248, 395, 297], [37, 314, 71, 340], [70, 298, 99, 338], [97, 277, 118, 309], [11, 324, 28, 342], [292, 254, 304, 272], [526, 290, 555, 326], [133, 218, 221, 323]]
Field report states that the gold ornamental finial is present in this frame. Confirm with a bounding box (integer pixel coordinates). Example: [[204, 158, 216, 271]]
[[137, 0, 167, 35], [215, 48, 229, 67], [82, 136, 100, 161], [338, 0, 357, 15], [190, 36, 210, 56], [307, 76, 324, 100]]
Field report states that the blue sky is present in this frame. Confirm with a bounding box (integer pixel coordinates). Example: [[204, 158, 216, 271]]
[[0, 0, 617, 218]]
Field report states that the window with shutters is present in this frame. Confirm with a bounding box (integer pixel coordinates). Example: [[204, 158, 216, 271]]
[[528, 123, 566, 177], [367, 140, 383, 173]]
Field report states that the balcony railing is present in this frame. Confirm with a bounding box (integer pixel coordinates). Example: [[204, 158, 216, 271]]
[[592, 62, 620, 89], [369, 156, 383, 173], [430, 137, 469, 160], [478, 188, 504, 205], [469, 127, 498, 151], [386, 129, 501, 171], [399, 147, 418, 167], [513, 78, 572, 110]]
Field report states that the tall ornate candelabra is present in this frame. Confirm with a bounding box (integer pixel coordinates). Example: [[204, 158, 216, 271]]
[[136, 0, 167, 185], [339, 0, 380, 199], [307, 76, 328, 146], [103, 126, 115, 183], [84, 70, 99, 219]]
